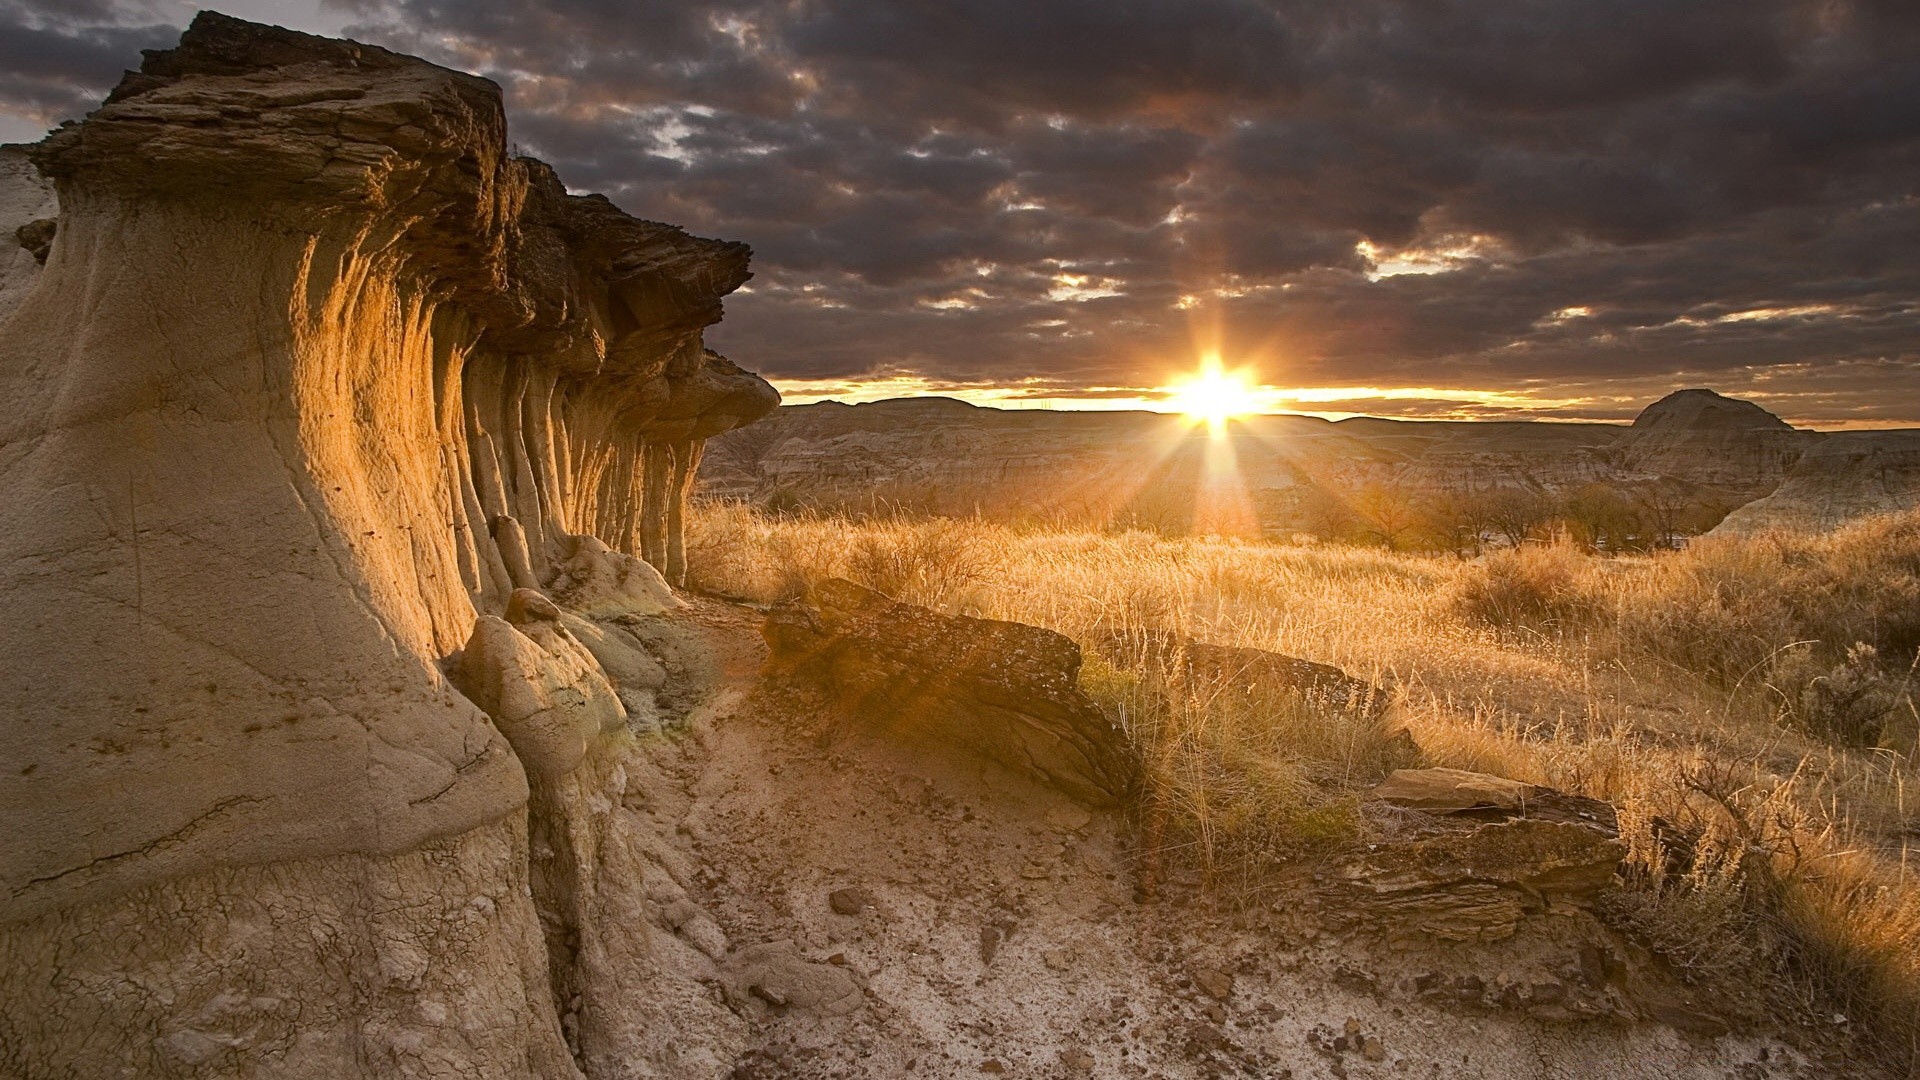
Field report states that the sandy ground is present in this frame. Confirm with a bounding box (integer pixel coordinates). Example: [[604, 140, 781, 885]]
[[619, 598, 1836, 1079]]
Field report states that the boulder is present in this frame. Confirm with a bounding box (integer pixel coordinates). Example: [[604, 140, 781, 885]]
[[1372, 768, 1538, 813], [550, 534, 681, 618], [1093, 629, 1389, 718], [723, 940, 864, 1017], [764, 579, 1137, 805], [1343, 770, 1623, 941], [454, 589, 627, 778]]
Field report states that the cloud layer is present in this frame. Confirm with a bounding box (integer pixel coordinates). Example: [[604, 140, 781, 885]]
[[5, 0, 1918, 422]]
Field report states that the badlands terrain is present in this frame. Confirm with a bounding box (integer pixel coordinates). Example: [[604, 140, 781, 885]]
[[1, 12, 1915, 1080], [701, 389, 1920, 541]]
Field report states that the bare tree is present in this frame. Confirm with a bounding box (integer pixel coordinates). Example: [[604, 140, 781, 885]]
[[1350, 482, 1422, 550], [1482, 486, 1553, 547]]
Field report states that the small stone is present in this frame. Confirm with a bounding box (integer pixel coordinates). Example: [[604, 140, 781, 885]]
[[980, 1060, 1006, 1074], [1361, 1035, 1385, 1062], [1061, 1048, 1096, 1072], [827, 953, 850, 966], [1192, 966, 1234, 1001], [1344, 1018, 1362, 1039], [829, 887, 877, 915], [1203, 1002, 1227, 1024], [1046, 804, 1094, 833], [1044, 948, 1075, 971], [979, 925, 1005, 965], [749, 983, 789, 1008]]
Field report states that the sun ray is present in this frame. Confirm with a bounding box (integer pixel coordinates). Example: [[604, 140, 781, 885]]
[[1163, 354, 1263, 432]]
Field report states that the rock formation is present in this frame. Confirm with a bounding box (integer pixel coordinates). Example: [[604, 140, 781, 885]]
[[0, 144, 57, 320], [763, 578, 1138, 805], [1612, 388, 1810, 495], [0, 13, 772, 1078], [1713, 430, 1920, 534], [1343, 769, 1624, 942]]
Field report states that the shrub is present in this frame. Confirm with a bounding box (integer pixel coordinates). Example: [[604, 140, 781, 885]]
[[842, 516, 993, 613], [1449, 542, 1603, 632]]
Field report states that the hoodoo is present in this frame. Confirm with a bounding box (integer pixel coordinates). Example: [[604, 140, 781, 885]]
[[0, 13, 773, 1078]]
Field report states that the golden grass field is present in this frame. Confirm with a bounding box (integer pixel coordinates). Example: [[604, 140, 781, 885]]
[[687, 501, 1920, 1067]]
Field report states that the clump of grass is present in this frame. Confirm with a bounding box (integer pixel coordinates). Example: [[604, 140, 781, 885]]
[[1448, 541, 1605, 633], [1080, 643, 1412, 900], [684, 501, 996, 613]]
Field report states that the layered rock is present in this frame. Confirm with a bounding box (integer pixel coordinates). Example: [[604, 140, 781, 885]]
[[1, 13, 772, 1078], [763, 578, 1137, 805], [1608, 389, 1811, 495], [1341, 769, 1623, 942], [1712, 430, 1920, 534]]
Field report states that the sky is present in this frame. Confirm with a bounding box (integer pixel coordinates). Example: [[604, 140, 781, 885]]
[[3, 1, 1918, 426]]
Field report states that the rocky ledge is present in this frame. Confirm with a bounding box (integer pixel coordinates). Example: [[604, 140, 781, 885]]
[[763, 578, 1138, 805]]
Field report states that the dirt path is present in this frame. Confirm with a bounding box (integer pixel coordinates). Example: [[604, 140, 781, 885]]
[[621, 597, 1819, 1079]]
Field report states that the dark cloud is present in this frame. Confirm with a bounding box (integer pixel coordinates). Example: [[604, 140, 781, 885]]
[[2, 0, 1916, 420], [0, 2, 175, 125]]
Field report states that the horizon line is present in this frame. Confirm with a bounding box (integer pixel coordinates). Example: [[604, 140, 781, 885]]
[[768, 387, 1920, 432]]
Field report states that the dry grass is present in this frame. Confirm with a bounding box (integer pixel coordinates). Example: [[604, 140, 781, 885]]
[[688, 501, 1920, 1067]]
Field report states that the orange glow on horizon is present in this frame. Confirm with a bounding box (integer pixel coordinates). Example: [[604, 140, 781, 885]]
[[1163, 354, 1264, 431]]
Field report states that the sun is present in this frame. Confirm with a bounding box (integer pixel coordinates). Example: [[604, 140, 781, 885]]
[[1164, 356, 1263, 429]]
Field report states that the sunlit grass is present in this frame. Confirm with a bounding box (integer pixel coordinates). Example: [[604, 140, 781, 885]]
[[687, 501, 1920, 1065]]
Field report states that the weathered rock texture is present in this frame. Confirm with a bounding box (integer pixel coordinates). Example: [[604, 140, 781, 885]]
[[0, 13, 772, 1078], [1714, 430, 1920, 534], [1612, 389, 1810, 496], [0, 145, 57, 321], [1342, 769, 1624, 942], [764, 578, 1138, 805]]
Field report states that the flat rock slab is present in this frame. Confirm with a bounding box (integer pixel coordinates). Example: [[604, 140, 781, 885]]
[[763, 578, 1136, 805], [1372, 768, 1539, 813], [724, 940, 864, 1016]]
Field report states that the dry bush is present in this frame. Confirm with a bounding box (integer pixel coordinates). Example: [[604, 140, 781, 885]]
[[1611, 514, 1920, 685], [685, 501, 996, 613], [842, 517, 996, 613], [1448, 541, 1605, 633]]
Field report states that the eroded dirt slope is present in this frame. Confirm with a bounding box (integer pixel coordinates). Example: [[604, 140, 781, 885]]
[[622, 598, 1826, 1079]]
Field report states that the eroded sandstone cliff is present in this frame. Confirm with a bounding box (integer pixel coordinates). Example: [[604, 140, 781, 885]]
[[1, 13, 773, 1078]]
